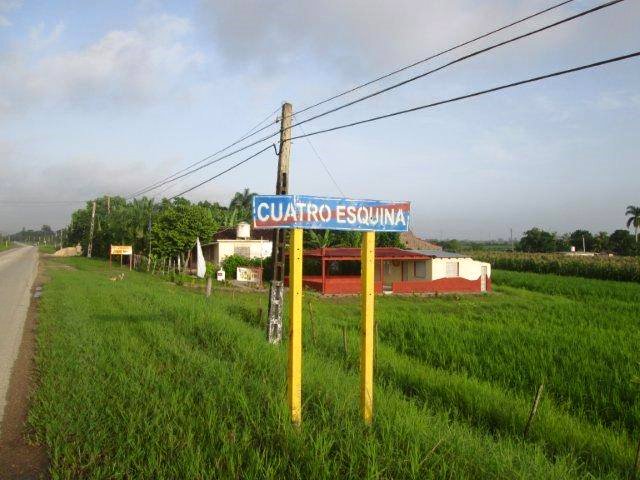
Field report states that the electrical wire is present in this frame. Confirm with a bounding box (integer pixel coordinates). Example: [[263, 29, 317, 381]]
[[154, 51, 639, 199], [169, 145, 275, 200], [128, 0, 580, 198], [129, 107, 280, 199], [163, 50, 640, 199], [289, 0, 625, 132], [293, 0, 577, 118], [296, 122, 346, 196], [288, 51, 640, 141]]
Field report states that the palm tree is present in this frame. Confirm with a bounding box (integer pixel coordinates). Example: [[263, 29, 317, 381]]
[[626, 205, 640, 242], [229, 188, 256, 211], [307, 230, 335, 249]]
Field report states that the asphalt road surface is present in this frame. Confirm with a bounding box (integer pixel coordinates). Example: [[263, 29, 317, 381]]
[[0, 246, 37, 433]]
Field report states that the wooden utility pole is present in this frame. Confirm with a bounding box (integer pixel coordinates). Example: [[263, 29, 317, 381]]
[[267, 102, 292, 344], [87, 201, 96, 258]]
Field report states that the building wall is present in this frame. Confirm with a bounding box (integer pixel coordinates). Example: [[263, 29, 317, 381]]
[[429, 258, 491, 281], [215, 240, 273, 265]]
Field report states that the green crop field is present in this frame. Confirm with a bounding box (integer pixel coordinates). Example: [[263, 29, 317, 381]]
[[29, 258, 640, 479], [471, 251, 640, 282]]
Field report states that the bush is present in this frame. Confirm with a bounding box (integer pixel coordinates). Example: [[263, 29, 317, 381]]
[[221, 255, 265, 280]]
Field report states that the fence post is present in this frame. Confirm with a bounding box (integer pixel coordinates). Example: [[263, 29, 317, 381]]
[[206, 276, 213, 298], [523, 384, 544, 438], [307, 300, 317, 346]]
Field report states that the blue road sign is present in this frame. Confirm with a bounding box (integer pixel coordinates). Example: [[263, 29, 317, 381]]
[[252, 195, 410, 232]]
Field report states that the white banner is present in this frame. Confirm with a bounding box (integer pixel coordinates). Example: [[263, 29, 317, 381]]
[[196, 237, 206, 278]]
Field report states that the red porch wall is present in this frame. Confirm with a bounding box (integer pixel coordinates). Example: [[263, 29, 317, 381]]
[[286, 275, 383, 294], [392, 276, 491, 294]]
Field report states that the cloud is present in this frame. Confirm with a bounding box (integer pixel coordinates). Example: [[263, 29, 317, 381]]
[[0, 13, 204, 115], [0, 0, 21, 27], [27, 21, 65, 49], [197, 0, 640, 81]]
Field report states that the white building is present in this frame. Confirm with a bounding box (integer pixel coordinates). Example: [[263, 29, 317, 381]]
[[199, 222, 272, 266]]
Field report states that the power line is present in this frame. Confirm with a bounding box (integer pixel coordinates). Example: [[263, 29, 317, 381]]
[[128, 0, 580, 199], [129, 107, 280, 199], [288, 51, 640, 141], [297, 123, 345, 196], [169, 145, 275, 200], [293, 0, 577, 118], [289, 0, 625, 132], [169, 51, 640, 199]]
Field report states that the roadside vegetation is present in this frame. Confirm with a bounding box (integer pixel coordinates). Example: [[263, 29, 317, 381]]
[[0, 242, 17, 252], [29, 257, 640, 478], [471, 251, 640, 282]]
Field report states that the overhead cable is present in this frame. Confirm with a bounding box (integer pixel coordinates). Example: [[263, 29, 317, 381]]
[[128, 0, 582, 198], [288, 51, 640, 141]]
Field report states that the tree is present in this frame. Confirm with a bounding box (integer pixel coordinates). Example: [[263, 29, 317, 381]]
[[440, 239, 462, 252], [625, 205, 640, 242], [306, 230, 335, 249], [518, 228, 556, 253], [376, 232, 404, 248], [335, 231, 362, 247], [593, 231, 609, 252], [229, 188, 256, 212], [569, 230, 594, 252], [555, 233, 571, 252], [609, 229, 635, 256], [150, 199, 216, 260]]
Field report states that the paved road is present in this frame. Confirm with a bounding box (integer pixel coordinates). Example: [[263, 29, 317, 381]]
[[0, 246, 38, 432]]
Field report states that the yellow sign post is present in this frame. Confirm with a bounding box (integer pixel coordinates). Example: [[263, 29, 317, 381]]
[[109, 245, 133, 270], [254, 194, 409, 425], [287, 228, 303, 424], [360, 231, 375, 424]]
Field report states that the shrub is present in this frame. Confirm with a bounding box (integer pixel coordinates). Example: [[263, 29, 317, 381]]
[[221, 255, 265, 280]]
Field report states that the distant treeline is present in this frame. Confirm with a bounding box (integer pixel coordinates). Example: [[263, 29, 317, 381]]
[[60, 191, 403, 264], [436, 228, 639, 257], [7, 225, 65, 245]]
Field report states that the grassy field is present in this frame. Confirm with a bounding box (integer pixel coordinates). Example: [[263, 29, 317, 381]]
[[0, 242, 17, 252], [37, 244, 57, 254], [29, 258, 640, 478]]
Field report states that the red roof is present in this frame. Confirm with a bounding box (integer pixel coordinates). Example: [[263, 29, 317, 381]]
[[303, 247, 433, 260]]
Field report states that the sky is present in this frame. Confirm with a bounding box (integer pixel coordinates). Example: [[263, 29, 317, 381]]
[[0, 0, 638, 240]]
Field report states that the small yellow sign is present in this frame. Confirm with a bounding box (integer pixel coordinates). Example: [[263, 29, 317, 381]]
[[110, 245, 132, 255]]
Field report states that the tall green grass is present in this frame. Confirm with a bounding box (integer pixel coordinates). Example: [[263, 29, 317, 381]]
[[29, 258, 639, 478]]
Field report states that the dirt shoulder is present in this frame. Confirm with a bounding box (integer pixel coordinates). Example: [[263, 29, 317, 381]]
[[0, 259, 49, 479]]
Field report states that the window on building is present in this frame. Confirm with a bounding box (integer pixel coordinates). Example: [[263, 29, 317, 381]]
[[445, 261, 459, 278], [384, 262, 391, 275], [234, 245, 250, 257], [414, 261, 426, 279]]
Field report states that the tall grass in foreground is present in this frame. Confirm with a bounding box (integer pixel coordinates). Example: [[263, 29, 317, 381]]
[[29, 258, 639, 478]]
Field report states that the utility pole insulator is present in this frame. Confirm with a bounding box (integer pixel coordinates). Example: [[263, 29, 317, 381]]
[[267, 102, 292, 344]]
